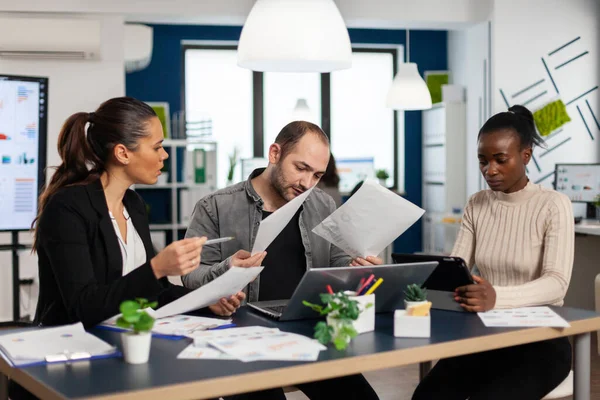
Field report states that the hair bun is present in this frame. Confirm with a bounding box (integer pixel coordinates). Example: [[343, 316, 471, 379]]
[[508, 105, 534, 122]]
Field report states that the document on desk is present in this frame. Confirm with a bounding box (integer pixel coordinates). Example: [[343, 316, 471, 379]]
[[207, 329, 326, 362], [178, 326, 279, 360], [101, 314, 232, 337], [312, 179, 425, 259], [152, 266, 264, 319], [0, 323, 117, 367], [477, 307, 570, 328], [251, 187, 313, 254]]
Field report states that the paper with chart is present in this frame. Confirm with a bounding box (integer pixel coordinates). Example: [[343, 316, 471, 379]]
[[477, 307, 570, 328], [0, 323, 116, 366], [152, 266, 263, 319], [102, 314, 232, 336], [178, 326, 279, 360], [251, 186, 313, 254], [312, 179, 425, 259], [206, 329, 326, 362]]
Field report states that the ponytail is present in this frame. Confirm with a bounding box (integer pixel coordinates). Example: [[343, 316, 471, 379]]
[[32, 112, 104, 250]]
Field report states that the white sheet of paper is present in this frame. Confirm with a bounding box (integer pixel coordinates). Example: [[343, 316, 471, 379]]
[[152, 266, 263, 319], [477, 307, 571, 328], [101, 315, 232, 336], [208, 330, 326, 362], [312, 179, 425, 259], [251, 187, 313, 255], [177, 343, 235, 360]]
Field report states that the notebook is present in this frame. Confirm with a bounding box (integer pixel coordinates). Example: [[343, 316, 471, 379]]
[[0, 323, 119, 367]]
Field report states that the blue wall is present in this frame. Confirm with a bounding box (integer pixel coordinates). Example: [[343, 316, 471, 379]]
[[126, 25, 448, 253]]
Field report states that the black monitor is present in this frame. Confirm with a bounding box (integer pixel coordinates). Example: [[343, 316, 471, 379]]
[[0, 74, 48, 231]]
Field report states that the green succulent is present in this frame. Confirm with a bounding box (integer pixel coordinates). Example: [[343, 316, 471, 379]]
[[303, 292, 372, 350], [404, 284, 427, 302], [116, 298, 157, 334]]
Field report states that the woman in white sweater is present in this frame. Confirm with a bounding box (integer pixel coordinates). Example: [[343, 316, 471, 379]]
[[413, 105, 574, 400]]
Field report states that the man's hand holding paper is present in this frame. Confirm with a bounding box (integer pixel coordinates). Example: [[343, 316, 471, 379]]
[[313, 179, 425, 260]]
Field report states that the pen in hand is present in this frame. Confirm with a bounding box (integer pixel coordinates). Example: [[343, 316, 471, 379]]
[[204, 237, 235, 245]]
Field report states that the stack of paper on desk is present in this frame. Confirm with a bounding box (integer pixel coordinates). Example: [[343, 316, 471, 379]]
[[101, 314, 233, 338], [0, 323, 118, 367], [477, 307, 570, 328], [312, 179, 425, 259], [177, 326, 326, 362]]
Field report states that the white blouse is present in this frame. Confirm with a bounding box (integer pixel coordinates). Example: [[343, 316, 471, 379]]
[[109, 206, 147, 276]]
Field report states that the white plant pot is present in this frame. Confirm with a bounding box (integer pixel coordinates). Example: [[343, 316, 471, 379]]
[[326, 315, 351, 345], [378, 178, 387, 187], [404, 300, 428, 310], [121, 332, 152, 364]]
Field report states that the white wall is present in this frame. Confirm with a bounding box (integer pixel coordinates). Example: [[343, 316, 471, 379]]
[[448, 21, 491, 197], [0, 14, 125, 322], [492, 0, 600, 187]]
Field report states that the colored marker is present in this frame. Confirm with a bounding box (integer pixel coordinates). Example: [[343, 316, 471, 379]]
[[357, 274, 375, 295], [365, 278, 384, 295], [326, 285, 334, 294]]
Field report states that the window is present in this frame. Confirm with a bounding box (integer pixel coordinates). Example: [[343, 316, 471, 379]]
[[184, 46, 402, 191], [263, 72, 321, 156], [330, 50, 398, 189], [184, 47, 254, 187]]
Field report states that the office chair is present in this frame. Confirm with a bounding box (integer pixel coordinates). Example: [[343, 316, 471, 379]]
[[542, 370, 573, 399]]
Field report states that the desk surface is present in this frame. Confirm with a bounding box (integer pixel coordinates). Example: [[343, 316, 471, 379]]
[[575, 219, 600, 236], [3, 307, 600, 400]]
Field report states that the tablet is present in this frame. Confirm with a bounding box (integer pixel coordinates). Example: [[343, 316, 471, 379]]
[[391, 254, 474, 312]]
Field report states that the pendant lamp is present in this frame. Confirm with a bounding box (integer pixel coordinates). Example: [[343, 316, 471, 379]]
[[290, 98, 316, 122], [237, 0, 352, 72], [386, 30, 432, 110]]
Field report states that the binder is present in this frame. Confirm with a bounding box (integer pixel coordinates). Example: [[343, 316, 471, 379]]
[[0, 323, 120, 367]]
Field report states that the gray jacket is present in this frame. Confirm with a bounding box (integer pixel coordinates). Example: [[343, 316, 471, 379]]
[[181, 168, 352, 301]]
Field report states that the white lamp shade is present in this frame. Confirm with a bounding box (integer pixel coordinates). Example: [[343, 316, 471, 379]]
[[237, 0, 352, 72], [290, 98, 316, 122], [386, 63, 432, 110]]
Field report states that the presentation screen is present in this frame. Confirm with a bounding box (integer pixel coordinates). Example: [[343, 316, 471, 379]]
[[0, 74, 48, 231], [554, 163, 600, 203], [337, 157, 375, 194]]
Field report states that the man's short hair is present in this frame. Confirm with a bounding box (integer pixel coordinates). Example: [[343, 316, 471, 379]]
[[274, 121, 329, 159]]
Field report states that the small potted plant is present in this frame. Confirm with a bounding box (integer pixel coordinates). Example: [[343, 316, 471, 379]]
[[116, 298, 157, 364], [303, 292, 373, 350], [594, 194, 600, 221], [403, 283, 428, 309], [226, 147, 239, 186], [375, 169, 389, 186]]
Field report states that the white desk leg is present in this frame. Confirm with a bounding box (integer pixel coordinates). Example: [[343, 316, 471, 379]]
[[574, 332, 591, 400], [419, 361, 432, 381], [0, 372, 8, 400]]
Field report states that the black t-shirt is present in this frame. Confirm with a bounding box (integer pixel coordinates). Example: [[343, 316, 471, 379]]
[[258, 207, 307, 301]]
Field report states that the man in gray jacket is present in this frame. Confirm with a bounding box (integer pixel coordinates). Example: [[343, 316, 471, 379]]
[[182, 121, 381, 400], [182, 121, 382, 303]]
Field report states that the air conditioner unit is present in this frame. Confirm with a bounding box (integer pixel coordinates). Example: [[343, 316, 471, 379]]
[[124, 24, 153, 73], [0, 17, 101, 60]]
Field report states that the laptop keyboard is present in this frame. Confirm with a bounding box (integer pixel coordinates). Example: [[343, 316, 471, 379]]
[[264, 305, 287, 314]]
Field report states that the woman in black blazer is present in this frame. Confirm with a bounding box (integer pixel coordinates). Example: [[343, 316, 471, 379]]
[[33, 97, 244, 328]]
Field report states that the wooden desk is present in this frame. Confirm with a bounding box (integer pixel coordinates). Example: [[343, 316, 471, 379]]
[[1, 306, 599, 400]]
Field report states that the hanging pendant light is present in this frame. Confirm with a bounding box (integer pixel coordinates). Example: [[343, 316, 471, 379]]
[[237, 0, 352, 72], [290, 98, 316, 122], [386, 30, 432, 110]]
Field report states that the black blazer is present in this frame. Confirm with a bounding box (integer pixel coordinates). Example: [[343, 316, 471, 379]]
[[34, 179, 190, 329]]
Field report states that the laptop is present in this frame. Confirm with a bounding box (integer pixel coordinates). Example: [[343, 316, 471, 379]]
[[392, 253, 474, 312], [247, 262, 437, 321]]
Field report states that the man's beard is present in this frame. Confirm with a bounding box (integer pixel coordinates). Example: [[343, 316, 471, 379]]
[[270, 164, 291, 202]]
